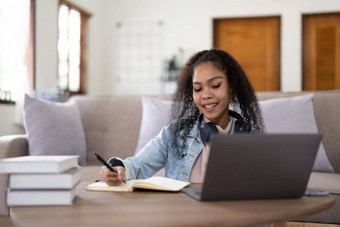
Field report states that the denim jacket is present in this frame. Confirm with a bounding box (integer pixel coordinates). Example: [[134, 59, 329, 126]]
[[122, 117, 236, 182]]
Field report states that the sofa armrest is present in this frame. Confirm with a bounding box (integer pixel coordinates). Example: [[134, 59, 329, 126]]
[[0, 135, 28, 159], [0, 134, 28, 216]]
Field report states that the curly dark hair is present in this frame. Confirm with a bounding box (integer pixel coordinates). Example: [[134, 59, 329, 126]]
[[171, 49, 264, 134]]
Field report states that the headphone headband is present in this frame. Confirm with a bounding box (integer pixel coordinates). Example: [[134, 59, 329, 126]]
[[228, 110, 244, 122]]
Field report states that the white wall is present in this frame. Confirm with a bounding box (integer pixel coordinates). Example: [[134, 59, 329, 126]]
[[104, 0, 340, 93], [33, 0, 340, 95], [35, 0, 59, 92], [0, 105, 25, 136], [1, 0, 340, 136]]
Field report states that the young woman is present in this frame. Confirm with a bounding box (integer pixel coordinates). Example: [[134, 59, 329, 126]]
[[100, 49, 264, 185]]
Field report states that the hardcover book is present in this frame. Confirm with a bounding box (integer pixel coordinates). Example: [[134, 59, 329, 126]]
[[0, 155, 79, 173], [9, 167, 81, 189], [7, 187, 77, 206]]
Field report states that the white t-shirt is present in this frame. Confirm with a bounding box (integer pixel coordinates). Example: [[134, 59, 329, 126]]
[[190, 116, 233, 183]]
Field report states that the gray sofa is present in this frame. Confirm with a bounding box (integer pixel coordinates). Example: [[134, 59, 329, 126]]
[[0, 90, 339, 225]]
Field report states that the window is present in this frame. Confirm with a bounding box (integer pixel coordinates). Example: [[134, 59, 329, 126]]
[[0, 0, 34, 104], [58, 0, 91, 95]]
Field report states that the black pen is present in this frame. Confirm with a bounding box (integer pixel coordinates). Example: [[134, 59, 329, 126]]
[[93, 152, 126, 183]]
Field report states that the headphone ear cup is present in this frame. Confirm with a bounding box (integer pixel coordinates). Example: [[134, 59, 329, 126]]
[[200, 122, 218, 143], [234, 120, 249, 133]]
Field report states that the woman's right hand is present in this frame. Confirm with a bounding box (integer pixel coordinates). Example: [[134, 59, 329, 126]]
[[99, 166, 127, 186]]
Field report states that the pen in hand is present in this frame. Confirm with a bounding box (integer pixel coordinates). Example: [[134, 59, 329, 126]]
[[93, 152, 126, 184]]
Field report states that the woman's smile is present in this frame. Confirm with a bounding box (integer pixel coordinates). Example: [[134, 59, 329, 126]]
[[202, 102, 218, 111]]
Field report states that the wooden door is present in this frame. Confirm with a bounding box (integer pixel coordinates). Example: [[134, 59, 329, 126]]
[[303, 13, 340, 90], [214, 17, 280, 91]]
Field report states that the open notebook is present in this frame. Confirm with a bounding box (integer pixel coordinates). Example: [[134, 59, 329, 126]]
[[87, 176, 190, 192]]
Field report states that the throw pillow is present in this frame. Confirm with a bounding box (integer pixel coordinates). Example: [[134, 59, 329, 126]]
[[259, 94, 334, 172], [135, 97, 172, 154], [23, 94, 86, 165]]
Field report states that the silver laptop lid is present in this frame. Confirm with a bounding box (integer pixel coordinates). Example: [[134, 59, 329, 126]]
[[200, 133, 322, 201]]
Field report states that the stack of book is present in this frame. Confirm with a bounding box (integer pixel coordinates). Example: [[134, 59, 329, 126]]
[[0, 155, 80, 206]]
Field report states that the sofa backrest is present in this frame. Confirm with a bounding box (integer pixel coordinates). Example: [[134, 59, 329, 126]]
[[71, 96, 144, 165], [72, 91, 340, 173]]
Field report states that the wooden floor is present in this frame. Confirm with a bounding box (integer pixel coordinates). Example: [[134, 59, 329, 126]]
[[267, 222, 340, 227]]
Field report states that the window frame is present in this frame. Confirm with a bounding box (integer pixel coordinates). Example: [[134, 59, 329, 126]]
[[58, 0, 91, 96]]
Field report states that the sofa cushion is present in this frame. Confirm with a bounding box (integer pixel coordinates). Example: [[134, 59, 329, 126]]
[[135, 97, 172, 154], [259, 94, 334, 172], [307, 172, 340, 194], [257, 91, 340, 173], [295, 193, 340, 224], [23, 94, 86, 165]]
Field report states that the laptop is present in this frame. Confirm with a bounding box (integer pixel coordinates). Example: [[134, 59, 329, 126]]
[[182, 133, 322, 201]]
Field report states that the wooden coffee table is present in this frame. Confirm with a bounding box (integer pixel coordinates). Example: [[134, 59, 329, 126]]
[[0, 168, 335, 227]]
